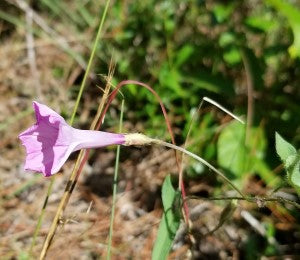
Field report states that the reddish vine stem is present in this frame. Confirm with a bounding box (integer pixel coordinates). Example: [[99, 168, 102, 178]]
[[76, 80, 189, 221]]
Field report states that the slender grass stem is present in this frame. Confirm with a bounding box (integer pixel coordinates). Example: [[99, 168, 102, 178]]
[[151, 139, 246, 199], [203, 97, 244, 124], [179, 96, 244, 223], [178, 100, 204, 223], [107, 99, 124, 260]]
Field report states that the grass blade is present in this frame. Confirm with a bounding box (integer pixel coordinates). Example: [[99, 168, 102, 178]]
[[69, 0, 112, 124]]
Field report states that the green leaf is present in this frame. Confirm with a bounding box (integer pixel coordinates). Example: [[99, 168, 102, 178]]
[[266, 0, 300, 58], [217, 121, 247, 177], [275, 132, 300, 192], [275, 132, 297, 161], [152, 175, 181, 260], [158, 63, 187, 98], [223, 46, 241, 65], [245, 14, 278, 32], [275, 132, 300, 191], [219, 32, 236, 47], [286, 154, 300, 189], [184, 72, 235, 95], [174, 45, 194, 68], [218, 121, 278, 186], [213, 3, 236, 23]]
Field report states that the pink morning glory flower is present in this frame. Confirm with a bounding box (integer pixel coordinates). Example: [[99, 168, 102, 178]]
[[19, 101, 125, 177]]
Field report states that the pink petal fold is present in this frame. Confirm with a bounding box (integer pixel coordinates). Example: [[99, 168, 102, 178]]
[[19, 101, 125, 177]]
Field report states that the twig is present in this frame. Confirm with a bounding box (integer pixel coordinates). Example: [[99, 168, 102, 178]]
[[185, 195, 300, 209]]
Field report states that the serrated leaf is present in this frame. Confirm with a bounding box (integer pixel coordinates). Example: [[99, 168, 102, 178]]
[[286, 154, 300, 190], [152, 175, 181, 260], [275, 132, 300, 192], [275, 132, 297, 161]]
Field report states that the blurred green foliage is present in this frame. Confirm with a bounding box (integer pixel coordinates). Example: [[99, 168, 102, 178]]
[[29, 0, 300, 186], [100, 0, 300, 148]]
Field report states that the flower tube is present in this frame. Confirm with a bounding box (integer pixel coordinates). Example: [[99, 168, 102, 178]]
[[19, 101, 125, 177]]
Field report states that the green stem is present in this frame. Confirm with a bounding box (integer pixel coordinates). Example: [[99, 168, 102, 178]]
[[107, 99, 124, 260]]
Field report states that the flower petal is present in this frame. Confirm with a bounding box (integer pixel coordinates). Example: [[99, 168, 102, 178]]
[[33, 101, 66, 127], [19, 101, 126, 176]]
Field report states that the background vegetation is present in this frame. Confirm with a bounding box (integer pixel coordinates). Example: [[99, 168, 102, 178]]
[[0, 0, 299, 259]]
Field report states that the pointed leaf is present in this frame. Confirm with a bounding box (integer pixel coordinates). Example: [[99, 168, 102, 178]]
[[286, 154, 300, 190], [152, 175, 181, 260], [275, 132, 300, 193], [275, 132, 297, 161]]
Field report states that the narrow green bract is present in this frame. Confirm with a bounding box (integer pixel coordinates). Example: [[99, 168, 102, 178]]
[[152, 175, 181, 260]]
